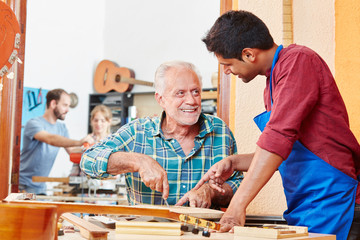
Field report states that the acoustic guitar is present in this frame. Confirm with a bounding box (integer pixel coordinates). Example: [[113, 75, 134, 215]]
[[2, 193, 222, 240], [0, 2, 21, 79], [94, 60, 154, 93]]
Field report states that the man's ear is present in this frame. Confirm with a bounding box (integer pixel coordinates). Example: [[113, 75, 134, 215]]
[[155, 92, 163, 106], [242, 48, 256, 62], [49, 99, 57, 109]]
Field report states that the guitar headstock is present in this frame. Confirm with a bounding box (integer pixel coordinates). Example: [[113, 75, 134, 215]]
[[179, 214, 220, 231]]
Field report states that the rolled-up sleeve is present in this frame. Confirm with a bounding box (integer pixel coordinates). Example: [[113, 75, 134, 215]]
[[257, 51, 320, 160], [80, 124, 135, 178], [81, 146, 113, 178]]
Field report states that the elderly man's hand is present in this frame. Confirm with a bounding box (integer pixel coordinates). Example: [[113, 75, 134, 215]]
[[175, 183, 214, 208], [138, 156, 169, 199]]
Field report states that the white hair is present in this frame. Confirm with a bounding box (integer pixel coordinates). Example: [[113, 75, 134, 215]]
[[154, 60, 203, 95]]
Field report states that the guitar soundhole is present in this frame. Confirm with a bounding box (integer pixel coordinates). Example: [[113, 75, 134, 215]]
[[115, 74, 121, 83]]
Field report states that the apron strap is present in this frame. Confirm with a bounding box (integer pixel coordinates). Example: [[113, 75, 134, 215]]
[[270, 45, 283, 106]]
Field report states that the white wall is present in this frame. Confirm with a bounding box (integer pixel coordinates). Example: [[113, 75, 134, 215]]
[[103, 0, 219, 92], [23, 0, 219, 184], [293, 0, 335, 73]]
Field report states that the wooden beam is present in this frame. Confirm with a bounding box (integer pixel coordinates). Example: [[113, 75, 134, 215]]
[[283, 0, 293, 47], [0, 0, 25, 200], [11, 0, 27, 194], [217, 0, 237, 126], [116, 221, 182, 236], [32, 176, 70, 183], [61, 213, 109, 240]]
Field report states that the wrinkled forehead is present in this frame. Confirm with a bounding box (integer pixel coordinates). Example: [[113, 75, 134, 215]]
[[164, 67, 200, 90]]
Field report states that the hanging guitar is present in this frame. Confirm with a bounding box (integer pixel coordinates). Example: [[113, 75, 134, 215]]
[[0, 1, 21, 90], [94, 60, 153, 93]]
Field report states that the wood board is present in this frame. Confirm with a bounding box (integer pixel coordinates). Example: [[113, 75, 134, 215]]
[[58, 231, 335, 240], [61, 213, 109, 240], [116, 221, 183, 236], [131, 204, 224, 219], [234, 225, 308, 239]]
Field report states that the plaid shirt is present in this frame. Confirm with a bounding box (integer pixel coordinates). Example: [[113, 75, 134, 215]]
[[81, 113, 242, 205]]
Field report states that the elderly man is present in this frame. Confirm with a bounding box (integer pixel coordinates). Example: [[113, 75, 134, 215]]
[[81, 60, 242, 207]]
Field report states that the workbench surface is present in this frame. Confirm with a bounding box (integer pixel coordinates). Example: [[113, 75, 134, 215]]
[[58, 230, 335, 240]]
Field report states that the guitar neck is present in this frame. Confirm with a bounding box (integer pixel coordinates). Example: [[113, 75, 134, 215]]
[[5, 200, 220, 231], [120, 76, 154, 87]]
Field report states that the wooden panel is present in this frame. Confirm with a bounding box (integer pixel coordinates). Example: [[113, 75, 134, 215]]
[[32, 176, 70, 183], [10, 0, 26, 193], [217, 0, 234, 126], [0, 0, 26, 199], [282, 0, 293, 47]]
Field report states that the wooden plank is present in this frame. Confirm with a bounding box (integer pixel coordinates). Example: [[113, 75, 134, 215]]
[[10, 0, 27, 194], [36, 195, 128, 205], [131, 204, 224, 219], [234, 225, 308, 239], [32, 176, 70, 183], [88, 216, 117, 229], [61, 213, 109, 240], [116, 221, 182, 236]]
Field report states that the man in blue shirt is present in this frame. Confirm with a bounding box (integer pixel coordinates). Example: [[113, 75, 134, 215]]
[[19, 88, 94, 195]]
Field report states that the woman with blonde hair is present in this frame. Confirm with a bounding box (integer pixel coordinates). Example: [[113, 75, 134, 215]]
[[69, 104, 112, 176]]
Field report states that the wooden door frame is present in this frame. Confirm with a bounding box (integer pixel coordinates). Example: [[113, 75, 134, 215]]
[[217, 0, 236, 126], [0, 0, 26, 199]]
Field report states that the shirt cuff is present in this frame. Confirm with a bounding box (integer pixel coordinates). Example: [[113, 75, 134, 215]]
[[257, 128, 294, 160], [226, 171, 243, 194]]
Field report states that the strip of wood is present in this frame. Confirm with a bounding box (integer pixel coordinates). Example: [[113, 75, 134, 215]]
[[234, 225, 308, 239], [116, 221, 182, 236], [32, 176, 69, 183], [61, 213, 109, 240]]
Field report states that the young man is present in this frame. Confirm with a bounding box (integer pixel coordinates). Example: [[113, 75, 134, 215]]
[[19, 88, 94, 195], [195, 10, 360, 239], [81, 61, 243, 207]]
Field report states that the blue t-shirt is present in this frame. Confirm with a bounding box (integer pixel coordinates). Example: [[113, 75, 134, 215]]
[[19, 116, 69, 194]]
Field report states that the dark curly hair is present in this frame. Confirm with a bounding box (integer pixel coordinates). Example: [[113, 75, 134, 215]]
[[46, 88, 68, 108], [202, 10, 274, 61]]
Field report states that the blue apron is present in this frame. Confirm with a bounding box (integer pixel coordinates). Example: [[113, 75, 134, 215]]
[[253, 45, 358, 239]]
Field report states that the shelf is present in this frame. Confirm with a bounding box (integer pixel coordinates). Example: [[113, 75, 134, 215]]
[[201, 90, 217, 100], [88, 92, 134, 133]]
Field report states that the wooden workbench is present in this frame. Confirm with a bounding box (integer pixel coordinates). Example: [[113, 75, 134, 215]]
[[58, 230, 335, 240]]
